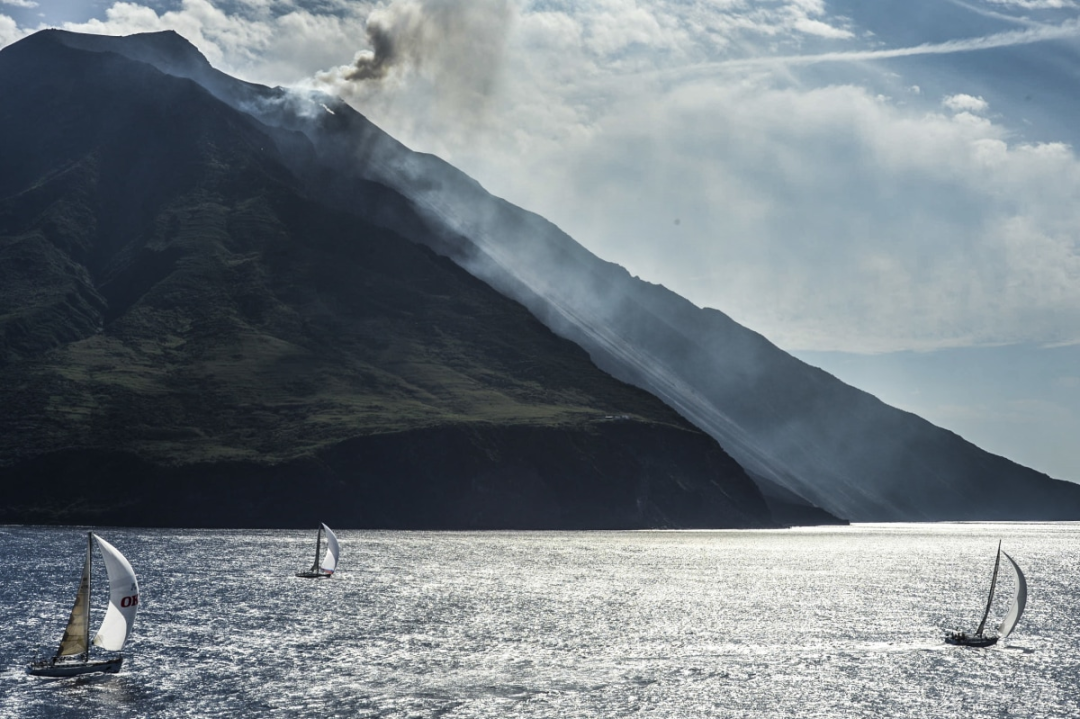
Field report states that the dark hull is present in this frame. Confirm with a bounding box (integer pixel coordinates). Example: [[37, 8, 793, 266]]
[[295, 571, 332, 578], [945, 634, 998, 648], [27, 656, 123, 677]]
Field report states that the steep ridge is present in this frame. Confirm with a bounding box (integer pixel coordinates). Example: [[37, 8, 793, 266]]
[[0, 31, 775, 529], [12, 29, 1079, 522], [55, 29, 1079, 523]]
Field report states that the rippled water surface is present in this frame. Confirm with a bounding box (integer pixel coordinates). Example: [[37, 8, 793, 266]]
[[1, 523, 1078, 718]]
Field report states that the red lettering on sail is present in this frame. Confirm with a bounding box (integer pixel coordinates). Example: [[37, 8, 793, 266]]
[[120, 594, 139, 608]]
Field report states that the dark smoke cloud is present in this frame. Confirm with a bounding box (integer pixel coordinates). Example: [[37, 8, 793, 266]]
[[342, 0, 513, 97], [345, 20, 396, 82]]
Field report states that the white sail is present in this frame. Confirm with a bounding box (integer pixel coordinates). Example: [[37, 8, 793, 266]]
[[91, 534, 139, 651], [320, 524, 340, 574], [997, 551, 1027, 639]]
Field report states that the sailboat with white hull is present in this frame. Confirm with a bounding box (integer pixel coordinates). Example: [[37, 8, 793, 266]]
[[945, 540, 1026, 648], [295, 523, 340, 578], [27, 532, 140, 677]]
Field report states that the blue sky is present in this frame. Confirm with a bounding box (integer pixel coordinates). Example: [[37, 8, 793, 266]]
[[3, 0, 1079, 481]]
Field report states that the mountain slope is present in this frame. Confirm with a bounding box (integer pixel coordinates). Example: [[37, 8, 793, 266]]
[[60, 29, 1080, 522], [0, 30, 775, 529]]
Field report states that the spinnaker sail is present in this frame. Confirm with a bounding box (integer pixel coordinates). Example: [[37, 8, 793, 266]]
[[997, 551, 1027, 638], [320, 524, 340, 574], [92, 534, 140, 651]]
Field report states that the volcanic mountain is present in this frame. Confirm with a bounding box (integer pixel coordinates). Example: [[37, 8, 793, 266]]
[[4, 29, 1080, 524], [0, 29, 778, 529]]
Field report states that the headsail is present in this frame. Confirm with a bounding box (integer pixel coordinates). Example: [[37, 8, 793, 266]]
[[91, 534, 139, 651], [997, 551, 1027, 639], [320, 524, 340, 574], [56, 535, 92, 657]]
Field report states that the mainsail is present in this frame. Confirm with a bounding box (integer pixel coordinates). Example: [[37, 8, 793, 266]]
[[998, 551, 1027, 638], [56, 535, 92, 657], [307, 524, 323, 573], [320, 524, 340, 574], [974, 541, 1002, 637], [91, 534, 140, 651]]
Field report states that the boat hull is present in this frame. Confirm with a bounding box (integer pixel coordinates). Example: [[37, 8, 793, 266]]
[[944, 633, 998, 648], [27, 656, 123, 677], [295, 571, 333, 578]]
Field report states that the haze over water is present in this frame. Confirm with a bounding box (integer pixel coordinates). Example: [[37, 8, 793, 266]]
[[1, 523, 1077, 718]]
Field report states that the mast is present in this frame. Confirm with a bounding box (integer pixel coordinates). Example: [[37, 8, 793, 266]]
[[975, 540, 1002, 637], [84, 532, 91, 661], [312, 525, 323, 573]]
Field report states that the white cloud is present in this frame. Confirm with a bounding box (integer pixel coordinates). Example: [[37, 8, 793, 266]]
[[470, 77, 1080, 352], [1, 0, 37, 8], [581, 0, 683, 57], [0, 13, 23, 46], [985, 0, 1077, 8], [683, 17, 1080, 72], [942, 93, 989, 113], [793, 17, 853, 39]]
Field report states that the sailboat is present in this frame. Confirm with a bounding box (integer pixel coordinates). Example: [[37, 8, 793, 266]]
[[295, 523, 340, 578], [945, 540, 1027, 647], [27, 532, 140, 677]]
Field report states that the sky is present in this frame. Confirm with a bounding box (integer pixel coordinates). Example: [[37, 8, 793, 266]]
[[2, 0, 1079, 481]]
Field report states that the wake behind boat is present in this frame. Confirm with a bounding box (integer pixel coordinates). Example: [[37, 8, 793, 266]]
[[295, 523, 340, 578], [27, 532, 140, 677], [945, 540, 1026, 648]]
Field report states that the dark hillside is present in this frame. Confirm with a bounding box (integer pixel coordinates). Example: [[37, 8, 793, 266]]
[[0, 31, 775, 529]]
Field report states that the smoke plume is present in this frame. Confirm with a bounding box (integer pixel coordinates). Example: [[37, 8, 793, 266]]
[[312, 0, 515, 155], [342, 0, 512, 93]]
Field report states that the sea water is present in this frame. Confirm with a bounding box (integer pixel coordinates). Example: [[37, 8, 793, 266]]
[[1, 523, 1077, 718]]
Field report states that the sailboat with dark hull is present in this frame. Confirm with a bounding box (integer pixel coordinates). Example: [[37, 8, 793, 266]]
[[295, 523, 340, 578], [27, 532, 140, 677], [945, 541, 1027, 648]]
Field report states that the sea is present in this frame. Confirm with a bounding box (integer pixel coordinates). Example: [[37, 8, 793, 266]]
[[1, 523, 1077, 718]]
